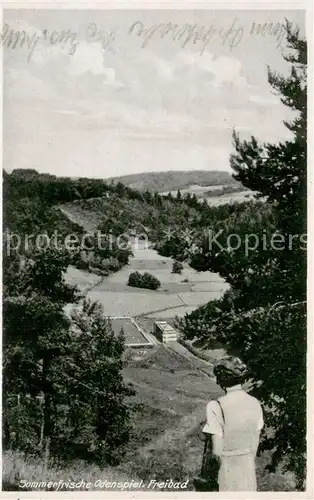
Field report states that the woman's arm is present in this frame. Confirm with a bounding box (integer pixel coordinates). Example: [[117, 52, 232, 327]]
[[202, 401, 224, 460], [195, 401, 224, 491], [251, 431, 261, 457], [212, 433, 223, 457], [194, 433, 221, 491]]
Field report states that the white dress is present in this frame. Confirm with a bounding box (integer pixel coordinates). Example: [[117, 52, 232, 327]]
[[203, 385, 264, 491]]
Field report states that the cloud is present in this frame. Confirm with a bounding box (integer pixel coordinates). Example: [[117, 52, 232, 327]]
[[175, 51, 250, 88], [14, 27, 124, 88], [248, 93, 280, 106], [31, 43, 64, 66], [4, 68, 57, 102], [138, 50, 176, 81], [67, 41, 121, 86], [3, 10, 297, 179]]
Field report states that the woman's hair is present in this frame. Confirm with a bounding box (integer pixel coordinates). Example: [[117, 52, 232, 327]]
[[213, 356, 248, 388]]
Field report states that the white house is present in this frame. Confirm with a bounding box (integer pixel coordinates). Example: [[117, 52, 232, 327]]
[[153, 321, 178, 343]]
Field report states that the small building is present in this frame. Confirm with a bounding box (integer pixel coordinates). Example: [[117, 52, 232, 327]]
[[153, 321, 178, 343]]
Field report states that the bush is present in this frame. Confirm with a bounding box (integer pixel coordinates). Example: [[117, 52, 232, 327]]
[[141, 272, 160, 290], [172, 260, 183, 274], [127, 271, 142, 288], [127, 272, 160, 290]]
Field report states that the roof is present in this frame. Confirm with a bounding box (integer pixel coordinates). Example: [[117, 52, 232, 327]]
[[154, 320, 177, 333]]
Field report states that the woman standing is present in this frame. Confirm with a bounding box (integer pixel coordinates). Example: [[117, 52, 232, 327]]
[[202, 356, 264, 491]]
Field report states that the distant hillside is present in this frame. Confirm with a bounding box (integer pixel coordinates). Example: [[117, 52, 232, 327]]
[[109, 170, 240, 193]]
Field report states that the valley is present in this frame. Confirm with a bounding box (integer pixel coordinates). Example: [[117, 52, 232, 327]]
[[65, 241, 229, 319], [3, 166, 303, 492], [62, 233, 294, 492]]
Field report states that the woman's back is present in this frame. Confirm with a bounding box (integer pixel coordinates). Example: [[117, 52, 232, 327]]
[[218, 386, 263, 454], [203, 385, 264, 491], [202, 356, 264, 491]]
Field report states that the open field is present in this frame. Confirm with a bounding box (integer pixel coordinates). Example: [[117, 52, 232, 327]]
[[159, 183, 257, 204], [158, 184, 264, 208], [65, 242, 229, 319], [203, 190, 260, 206], [160, 184, 232, 196], [64, 266, 103, 292]]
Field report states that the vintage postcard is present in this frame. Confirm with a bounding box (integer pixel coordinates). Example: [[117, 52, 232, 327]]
[[1, 1, 312, 498]]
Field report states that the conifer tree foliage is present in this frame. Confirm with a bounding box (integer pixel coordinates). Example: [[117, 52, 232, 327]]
[[231, 22, 306, 303], [178, 23, 307, 487], [53, 299, 135, 465], [3, 248, 80, 454], [3, 249, 134, 465]]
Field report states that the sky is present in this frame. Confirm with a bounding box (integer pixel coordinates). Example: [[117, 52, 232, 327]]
[[3, 9, 306, 179]]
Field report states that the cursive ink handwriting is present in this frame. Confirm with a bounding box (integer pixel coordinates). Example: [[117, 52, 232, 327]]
[[128, 18, 244, 54], [41, 28, 79, 55], [128, 18, 294, 53], [85, 22, 117, 52], [250, 20, 290, 48], [1, 17, 295, 64], [0, 23, 79, 62], [0, 23, 40, 63], [1, 22, 119, 63]]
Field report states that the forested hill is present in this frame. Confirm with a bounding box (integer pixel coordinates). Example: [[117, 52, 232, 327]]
[[3, 167, 263, 277], [3, 167, 252, 240], [108, 170, 240, 192]]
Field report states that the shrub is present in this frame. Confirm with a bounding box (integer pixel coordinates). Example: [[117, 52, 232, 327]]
[[172, 260, 183, 274], [127, 271, 142, 288], [141, 272, 160, 290], [127, 272, 160, 290]]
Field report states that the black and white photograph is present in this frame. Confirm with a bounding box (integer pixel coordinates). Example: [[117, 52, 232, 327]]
[[1, 3, 310, 495]]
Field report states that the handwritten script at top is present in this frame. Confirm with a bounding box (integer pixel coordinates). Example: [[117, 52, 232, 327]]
[[128, 18, 291, 53], [1, 18, 292, 64], [0, 22, 117, 63], [129, 18, 243, 53]]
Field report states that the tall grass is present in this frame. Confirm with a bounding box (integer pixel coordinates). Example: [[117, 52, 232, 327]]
[[3, 447, 296, 492], [2, 451, 140, 491]]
